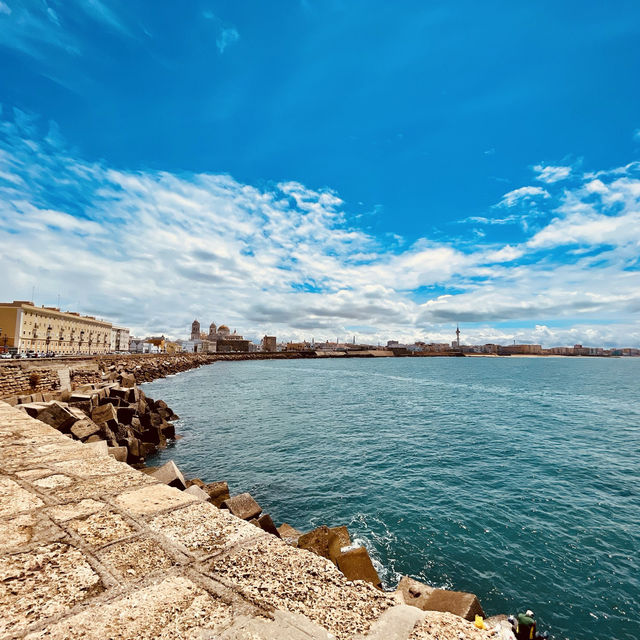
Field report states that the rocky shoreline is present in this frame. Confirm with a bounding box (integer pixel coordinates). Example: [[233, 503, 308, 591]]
[[8, 354, 516, 636]]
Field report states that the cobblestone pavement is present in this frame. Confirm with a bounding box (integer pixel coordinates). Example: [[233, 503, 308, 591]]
[[0, 401, 491, 640]]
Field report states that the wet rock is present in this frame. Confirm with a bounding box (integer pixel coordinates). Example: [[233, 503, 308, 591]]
[[116, 406, 136, 424], [203, 481, 230, 507], [336, 546, 382, 589], [418, 588, 485, 621], [119, 373, 136, 388], [220, 492, 262, 520]]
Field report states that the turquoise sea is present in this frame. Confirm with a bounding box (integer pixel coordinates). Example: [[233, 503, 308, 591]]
[[144, 357, 640, 640]]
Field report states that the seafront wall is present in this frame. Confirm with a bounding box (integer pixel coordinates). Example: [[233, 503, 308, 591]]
[[0, 400, 498, 639]]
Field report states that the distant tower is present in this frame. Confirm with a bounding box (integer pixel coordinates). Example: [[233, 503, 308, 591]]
[[209, 322, 217, 338], [456, 324, 461, 348], [191, 319, 200, 340]]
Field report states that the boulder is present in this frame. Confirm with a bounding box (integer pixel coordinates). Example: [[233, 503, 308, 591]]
[[397, 576, 435, 611], [256, 513, 281, 538], [297, 526, 331, 558], [220, 492, 262, 520], [186, 478, 206, 489], [70, 418, 101, 441], [85, 435, 103, 443], [277, 523, 303, 546], [184, 485, 210, 501], [37, 402, 79, 432], [107, 445, 128, 462], [151, 460, 187, 490], [17, 402, 49, 418], [69, 393, 93, 412], [335, 546, 382, 589], [109, 387, 129, 400], [139, 442, 157, 458], [420, 588, 484, 621], [92, 403, 118, 425]]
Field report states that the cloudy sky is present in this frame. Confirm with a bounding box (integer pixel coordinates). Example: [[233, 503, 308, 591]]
[[1, 1, 639, 347]]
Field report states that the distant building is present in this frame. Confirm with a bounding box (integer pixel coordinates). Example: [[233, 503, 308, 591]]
[[0, 300, 111, 355], [499, 344, 542, 355], [110, 326, 130, 353], [261, 336, 277, 352], [145, 336, 167, 353], [129, 338, 160, 354], [182, 319, 250, 353]]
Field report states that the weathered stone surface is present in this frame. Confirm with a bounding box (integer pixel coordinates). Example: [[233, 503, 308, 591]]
[[336, 546, 382, 589], [117, 406, 136, 424], [107, 445, 128, 462], [419, 588, 485, 621], [23, 576, 233, 640], [65, 509, 137, 547], [0, 542, 103, 636], [221, 492, 262, 520], [112, 483, 198, 516], [328, 526, 351, 564], [298, 525, 331, 558], [70, 418, 101, 440], [36, 401, 78, 432], [119, 372, 136, 387], [91, 402, 117, 425], [205, 480, 230, 507], [277, 522, 303, 546], [257, 513, 281, 538], [151, 460, 187, 490], [184, 484, 210, 501], [397, 575, 436, 611], [0, 476, 45, 517]]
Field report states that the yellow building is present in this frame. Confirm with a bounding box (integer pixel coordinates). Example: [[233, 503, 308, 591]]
[[0, 300, 112, 356]]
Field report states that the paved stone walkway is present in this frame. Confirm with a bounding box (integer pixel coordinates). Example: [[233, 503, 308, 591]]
[[0, 401, 491, 640]]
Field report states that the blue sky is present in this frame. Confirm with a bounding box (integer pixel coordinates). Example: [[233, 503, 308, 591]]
[[1, 1, 640, 346]]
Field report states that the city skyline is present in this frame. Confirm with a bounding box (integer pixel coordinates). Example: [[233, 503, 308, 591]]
[[1, 2, 640, 347]]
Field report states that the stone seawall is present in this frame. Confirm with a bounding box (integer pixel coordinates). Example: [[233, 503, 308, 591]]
[[0, 401, 498, 639]]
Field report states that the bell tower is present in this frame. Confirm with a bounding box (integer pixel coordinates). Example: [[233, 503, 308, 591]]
[[190, 319, 200, 340]]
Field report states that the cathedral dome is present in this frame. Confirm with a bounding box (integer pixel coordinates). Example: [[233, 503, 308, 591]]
[[218, 325, 230, 335]]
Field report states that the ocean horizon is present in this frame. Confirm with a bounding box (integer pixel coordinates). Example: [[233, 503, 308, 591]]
[[144, 357, 640, 640]]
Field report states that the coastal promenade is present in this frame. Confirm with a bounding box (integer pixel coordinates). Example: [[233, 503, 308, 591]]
[[0, 400, 492, 640]]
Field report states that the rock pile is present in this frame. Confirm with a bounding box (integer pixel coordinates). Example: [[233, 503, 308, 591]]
[[16, 375, 178, 465]]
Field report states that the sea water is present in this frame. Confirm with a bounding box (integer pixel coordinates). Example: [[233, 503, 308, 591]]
[[144, 357, 640, 640]]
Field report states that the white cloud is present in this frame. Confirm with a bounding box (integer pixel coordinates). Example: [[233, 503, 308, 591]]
[[634, 128, 640, 142], [0, 2, 11, 16], [1, 112, 640, 348], [533, 164, 572, 183], [496, 186, 550, 208], [217, 27, 239, 54]]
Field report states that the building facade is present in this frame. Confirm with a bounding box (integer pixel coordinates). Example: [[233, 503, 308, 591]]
[[0, 300, 112, 355], [261, 336, 277, 352], [110, 326, 131, 353]]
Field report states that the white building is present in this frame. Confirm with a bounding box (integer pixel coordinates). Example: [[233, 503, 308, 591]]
[[110, 326, 130, 353]]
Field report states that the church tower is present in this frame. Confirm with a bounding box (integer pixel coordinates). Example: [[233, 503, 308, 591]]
[[190, 319, 200, 341]]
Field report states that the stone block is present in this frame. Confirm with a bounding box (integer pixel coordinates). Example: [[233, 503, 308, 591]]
[[69, 393, 93, 408], [396, 575, 435, 611], [328, 526, 351, 564], [256, 513, 281, 538], [91, 403, 117, 424], [99, 396, 120, 407], [297, 525, 331, 558], [119, 373, 136, 387], [161, 421, 176, 439], [220, 492, 262, 520], [204, 481, 230, 507], [421, 588, 484, 621], [151, 460, 187, 490], [70, 419, 101, 441], [16, 402, 48, 418], [117, 406, 136, 424], [107, 445, 128, 462], [184, 485, 210, 501], [335, 546, 382, 589], [139, 442, 157, 458], [85, 435, 103, 444], [37, 401, 79, 432], [277, 523, 302, 546]]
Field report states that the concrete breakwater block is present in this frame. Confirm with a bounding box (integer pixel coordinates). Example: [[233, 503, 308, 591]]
[[36, 401, 78, 432], [277, 523, 303, 546], [108, 445, 128, 462], [70, 418, 101, 441], [151, 461, 187, 491], [221, 493, 262, 520], [396, 575, 485, 621], [297, 525, 351, 563], [184, 485, 210, 501], [335, 546, 382, 590]]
